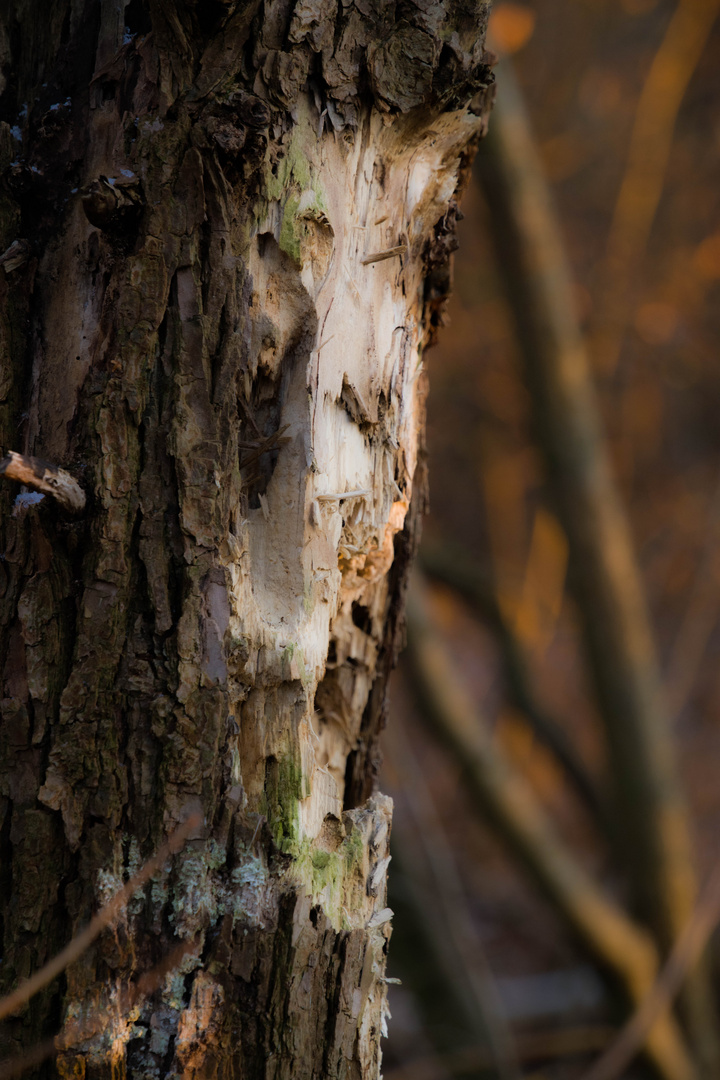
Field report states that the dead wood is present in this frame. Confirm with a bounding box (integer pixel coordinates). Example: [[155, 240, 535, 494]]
[[0, 1, 495, 1073], [0, 450, 85, 514]]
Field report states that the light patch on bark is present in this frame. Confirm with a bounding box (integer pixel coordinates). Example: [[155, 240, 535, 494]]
[[222, 96, 481, 845]]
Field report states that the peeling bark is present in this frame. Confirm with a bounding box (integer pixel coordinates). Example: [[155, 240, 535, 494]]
[[0, 2, 493, 1075]]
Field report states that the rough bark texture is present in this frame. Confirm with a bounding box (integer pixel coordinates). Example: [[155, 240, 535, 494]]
[[0, 1, 493, 1077]]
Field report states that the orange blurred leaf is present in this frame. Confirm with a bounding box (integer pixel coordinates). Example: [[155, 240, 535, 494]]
[[633, 301, 680, 345], [539, 132, 592, 183], [692, 232, 720, 280], [488, 3, 536, 56]]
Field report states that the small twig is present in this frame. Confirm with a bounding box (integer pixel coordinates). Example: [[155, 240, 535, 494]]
[[316, 333, 335, 353], [249, 815, 265, 850], [241, 472, 263, 489], [344, 264, 363, 303], [237, 393, 262, 438], [315, 489, 369, 501], [361, 245, 406, 265], [0, 450, 85, 514], [0, 813, 201, 1022], [0, 939, 200, 1080], [580, 861, 720, 1080]]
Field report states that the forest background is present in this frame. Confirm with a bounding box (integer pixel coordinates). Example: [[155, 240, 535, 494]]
[[381, 1, 720, 1078]]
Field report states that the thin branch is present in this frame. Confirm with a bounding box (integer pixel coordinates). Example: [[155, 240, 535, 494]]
[[580, 862, 720, 1080], [383, 1024, 615, 1080], [477, 50, 703, 960], [591, 0, 720, 376], [664, 468, 720, 718], [0, 451, 85, 514], [420, 539, 611, 836], [476, 56, 718, 1066], [239, 424, 291, 470], [405, 575, 695, 1080], [0, 813, 201, 1022], [0, 939, 200, 1080], [0, 1040, 56, 1080]]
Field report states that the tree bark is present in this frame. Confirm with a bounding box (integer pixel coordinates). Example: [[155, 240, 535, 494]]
[[0, 1, 494, 1076]]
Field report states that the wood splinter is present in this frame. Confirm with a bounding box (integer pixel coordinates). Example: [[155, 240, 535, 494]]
[[0, 450, 86, 514], [0, 239, 31, 274], [316, 489, 370, 501], [361, 245, 407, 265]]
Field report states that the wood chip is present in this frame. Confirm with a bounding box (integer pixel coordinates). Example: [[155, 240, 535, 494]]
[[0, 450, 86, 513]]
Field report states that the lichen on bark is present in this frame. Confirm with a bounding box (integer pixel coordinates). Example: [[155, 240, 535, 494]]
[[0, 1, 494, 1075]]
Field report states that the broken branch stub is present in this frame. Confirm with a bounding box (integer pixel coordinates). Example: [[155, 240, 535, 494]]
[[0, 450, 86, 514], [81, 175, 144, 232], [0, 239, 31, 274]]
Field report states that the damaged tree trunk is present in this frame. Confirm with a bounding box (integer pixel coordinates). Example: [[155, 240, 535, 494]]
[[0, 1, 494, 1076]]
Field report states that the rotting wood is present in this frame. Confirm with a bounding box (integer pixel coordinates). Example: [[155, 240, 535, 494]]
[[0, 1, 495, 1076]]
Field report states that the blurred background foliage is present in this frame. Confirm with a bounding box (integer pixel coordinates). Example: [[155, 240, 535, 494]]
[[380, 2, 720, 1078]]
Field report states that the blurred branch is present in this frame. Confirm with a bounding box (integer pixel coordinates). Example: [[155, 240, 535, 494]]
[[384, 1023, 615, 1080], [420, 539, 611, 836], [385, 711, 521, 1080], [591, 0, 720, 375], [580, 862, 720, 1080], [0, 813, 201, 1023], [475, 61, 718, 1068], [406, 575, 695, 1080], [665, 470, 720, 718]]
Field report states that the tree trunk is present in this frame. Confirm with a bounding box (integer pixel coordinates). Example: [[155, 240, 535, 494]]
[[0, 2, 494, 1076]]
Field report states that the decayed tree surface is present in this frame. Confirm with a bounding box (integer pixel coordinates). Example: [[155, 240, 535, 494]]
[[0, 1, 494, 1075]]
